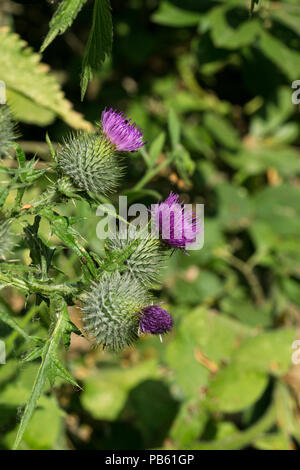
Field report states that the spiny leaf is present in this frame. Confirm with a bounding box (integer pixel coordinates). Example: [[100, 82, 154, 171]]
[[38, 207, 97, 280], [0, 27, 92, 130], [41, 0, 88, 52], [80, 0, 113, 100], [13, 296, 78, 450]]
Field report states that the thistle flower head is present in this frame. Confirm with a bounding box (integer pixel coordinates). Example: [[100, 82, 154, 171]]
[[106, 231, 164, 287], [101, 108, 145, 152], [82, 272, 152, 351], [140, 305, 173, 335], [57, 131, 122, 196], [0, 218, 14, 259], [151, 192, 200, 252], [0, 106, 17, 159]]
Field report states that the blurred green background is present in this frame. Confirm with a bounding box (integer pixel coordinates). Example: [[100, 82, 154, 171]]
[[1, 0, 300, 450]]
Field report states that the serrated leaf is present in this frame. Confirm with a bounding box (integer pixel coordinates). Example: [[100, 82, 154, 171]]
[[13, 296, 76, 449], [0, 27, 91, 130], [41, 0, 88, 52], [80, 0, 113, 100], [50, 355, 80, 388]]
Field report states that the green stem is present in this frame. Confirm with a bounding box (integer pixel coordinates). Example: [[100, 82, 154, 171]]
[[133, 154, 174, 192], [0, 270, 78, 297], [192, 404, 276, 450]]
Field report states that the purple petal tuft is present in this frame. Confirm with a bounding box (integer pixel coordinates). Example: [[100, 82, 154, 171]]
[[140, 305, 173, 335], [151, 192, 201, 251], [101, 108, 145, 152]]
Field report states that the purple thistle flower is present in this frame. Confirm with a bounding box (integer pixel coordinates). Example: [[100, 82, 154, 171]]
[[101, 108, 145, 152], [151, 192, 200, 252], [140, 305, 173, 335]]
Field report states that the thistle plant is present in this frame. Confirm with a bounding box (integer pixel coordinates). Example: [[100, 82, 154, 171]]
[[0, 105, 17, 158], [0, 104, 201, 449]]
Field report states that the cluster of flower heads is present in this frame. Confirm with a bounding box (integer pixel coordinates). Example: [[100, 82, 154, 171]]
[[58, 108, 199, 351]]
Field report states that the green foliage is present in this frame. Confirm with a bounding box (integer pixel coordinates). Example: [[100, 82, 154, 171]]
[[41, 0, 88, 52], [80, 0, 113, 99], [0, 27, 91, 129], [1, 0, 300, 452], [57, 131, 122, 196], [82, 272, 152, 351], [0, 106, 17, 158]]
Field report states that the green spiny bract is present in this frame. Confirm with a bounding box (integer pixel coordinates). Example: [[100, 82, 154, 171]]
[[0, 218, 14, 259], [82, 271, 152, 351], [0, 106, 17, 158], [106, 232, 164, 287], [57, 131, 123, 196]]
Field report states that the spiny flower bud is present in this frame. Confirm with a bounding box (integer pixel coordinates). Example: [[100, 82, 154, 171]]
[[106, 232, 164, 287], [0, 218, 14, 259], [140, 305, 173, 335], [82, 272, 152, 351], [100, 108, 145, 152], [0, 106, 17, 158], [57, 131, 122, 196]]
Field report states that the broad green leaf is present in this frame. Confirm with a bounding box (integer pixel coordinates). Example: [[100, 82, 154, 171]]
[[0, 27, 91, 130], [6, 89, 55, 126], [4, 396, 64, 450], [81, 0, 113, 99], [170, 399, 208, 447], [41, 0, 88, 52], [165, 307, 253, 398], [206, 364, 268, 413], [231, 328, 296, 376], [217, 183, 252, 230], [209, 6, 262, 49], [81, 360, 159, 420], [253, 185, 300, 237]]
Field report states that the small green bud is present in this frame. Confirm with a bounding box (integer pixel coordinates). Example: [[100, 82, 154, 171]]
[[57, 131, 123, 196], [106, 232, 165, 287], [82, 272, 152, 351]]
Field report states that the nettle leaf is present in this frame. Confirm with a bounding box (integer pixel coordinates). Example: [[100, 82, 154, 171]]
[[41, 0, 88, 52], [0, 27, 91, 129], [80, 0, 113, 100]]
